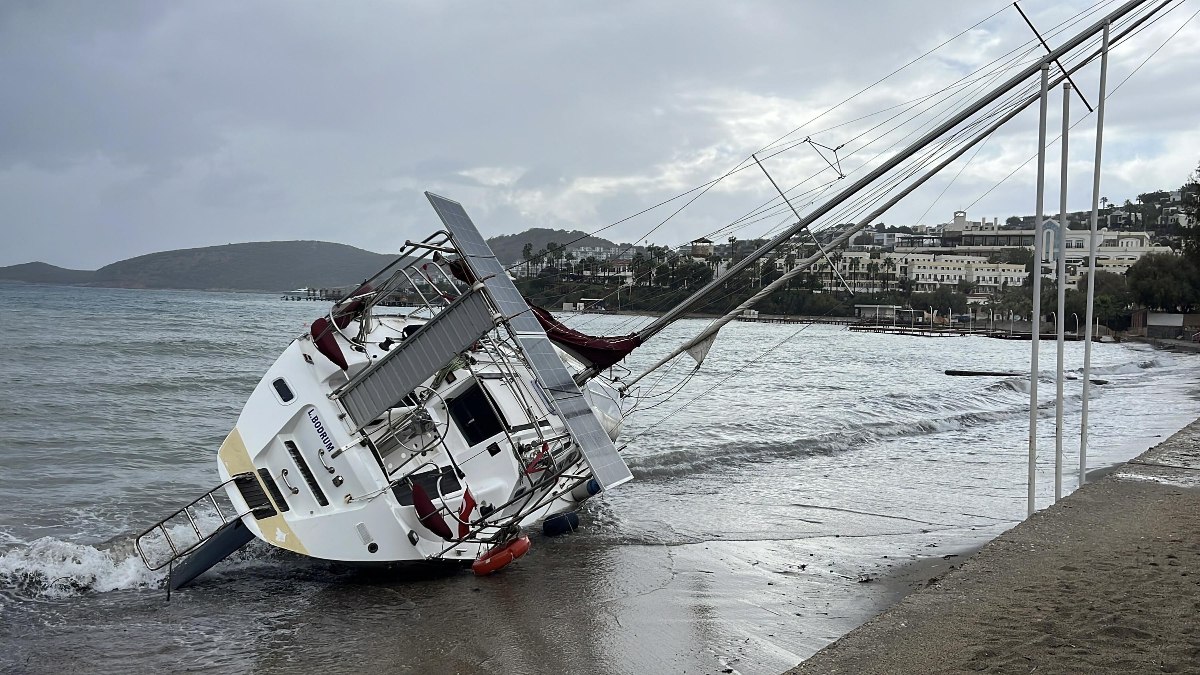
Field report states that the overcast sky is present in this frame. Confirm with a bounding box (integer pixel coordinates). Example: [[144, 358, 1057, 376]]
[[2, 0, 1197, 269]]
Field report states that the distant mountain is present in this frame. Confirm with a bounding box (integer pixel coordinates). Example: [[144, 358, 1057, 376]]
[[90, 241, 397, 291], [0, 229, 603, 292], [487, 228, 617, 264], [0, 261, 96, 284], [0, 241, 395, 292]]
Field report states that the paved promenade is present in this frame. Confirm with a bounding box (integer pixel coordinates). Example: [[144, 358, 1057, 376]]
[[787, 418, 1200, 674]]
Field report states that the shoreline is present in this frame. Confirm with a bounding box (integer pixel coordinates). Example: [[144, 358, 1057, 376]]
[[785, 415, 1200, 674]]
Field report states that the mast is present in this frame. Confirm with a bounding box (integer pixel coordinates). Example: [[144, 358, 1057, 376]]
[[1080, 22, 1111, 487], [1028, 64, 1050, 517], [629, 0, 1151, 350], [1054, 81, 1070, 503]]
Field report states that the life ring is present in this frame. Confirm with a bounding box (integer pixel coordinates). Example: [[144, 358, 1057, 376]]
[[471, 535, 531, 576]]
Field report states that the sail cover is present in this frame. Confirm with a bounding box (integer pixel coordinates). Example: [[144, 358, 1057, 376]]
[[442, 256, 641, 371], [528, 305, 641, 371]]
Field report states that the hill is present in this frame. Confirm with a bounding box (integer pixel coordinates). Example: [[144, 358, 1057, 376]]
[[0, 262, 96, 284], [487, 228, 617, 264], [0, 228, 613, 292], [89, 241, 397, 291]]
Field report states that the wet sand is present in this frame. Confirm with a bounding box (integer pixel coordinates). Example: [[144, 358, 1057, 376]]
[[787, 418, 1200, 675]]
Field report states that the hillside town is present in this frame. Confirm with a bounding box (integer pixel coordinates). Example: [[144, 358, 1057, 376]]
[[514, 176, 1200, 340]]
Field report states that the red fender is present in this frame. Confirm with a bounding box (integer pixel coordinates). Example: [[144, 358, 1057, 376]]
[[310, 282, 374, 370], [471, 535, 531, 576], [310, 316, 348, 369], [411, 483, 453, 541]]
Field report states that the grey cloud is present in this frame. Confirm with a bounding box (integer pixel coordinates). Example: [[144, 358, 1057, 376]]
[[0, 1, 1195, 269]]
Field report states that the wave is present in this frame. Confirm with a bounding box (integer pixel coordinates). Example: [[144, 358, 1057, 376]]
[[625, 383, 1091, 481], [1090, 358, 1162, 376], [627, 405, 1027, 480], [0, 537, 162, 598], [0, 510, 281, 598]]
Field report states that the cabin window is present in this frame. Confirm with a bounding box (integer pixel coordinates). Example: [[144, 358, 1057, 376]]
[[272, 378, 295, 403], [447, 384, 505, 446]]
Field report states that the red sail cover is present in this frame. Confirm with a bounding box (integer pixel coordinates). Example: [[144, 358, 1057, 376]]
[[443, 257, 641, 370], [528, 304, 642, 370]]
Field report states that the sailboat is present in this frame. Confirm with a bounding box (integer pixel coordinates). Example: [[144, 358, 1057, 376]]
[[134, 0, 1159, 588]]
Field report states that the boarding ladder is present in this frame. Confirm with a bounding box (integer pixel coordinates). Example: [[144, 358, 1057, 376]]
[[134, 474, 256, 571]]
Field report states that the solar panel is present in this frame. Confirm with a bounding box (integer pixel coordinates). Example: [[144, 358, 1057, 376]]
[[425, 192, 633, 490], [336, 291, 495, 429]]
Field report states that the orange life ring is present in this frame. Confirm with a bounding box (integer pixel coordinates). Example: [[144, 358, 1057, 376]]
[[471, 535, 531, 576]]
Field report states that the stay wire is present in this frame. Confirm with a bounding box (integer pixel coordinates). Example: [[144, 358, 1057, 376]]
[[963, 0, 1195, 211], [504, 2, 1034, 275]]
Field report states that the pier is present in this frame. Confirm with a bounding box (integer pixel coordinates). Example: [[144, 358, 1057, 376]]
[[281, 287, 417, 307], [847, 323, 1089, 340], [735, 314, 857, 326]]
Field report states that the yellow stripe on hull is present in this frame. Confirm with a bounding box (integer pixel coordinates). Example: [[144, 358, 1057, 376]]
[[218, 427, 309, 556]]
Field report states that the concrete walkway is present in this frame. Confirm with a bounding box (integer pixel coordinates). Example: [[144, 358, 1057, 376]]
[[787, 419, 1200, 674]]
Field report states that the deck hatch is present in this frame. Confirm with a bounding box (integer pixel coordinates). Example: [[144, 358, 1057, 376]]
[[426, 192, 633, 490], [391, 466, 463, 506], [447, 383, 505, 446]]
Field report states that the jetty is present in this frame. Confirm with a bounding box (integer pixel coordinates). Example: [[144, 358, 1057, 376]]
[[735, 314, 857, 326], [846, 323, 1089, 340]]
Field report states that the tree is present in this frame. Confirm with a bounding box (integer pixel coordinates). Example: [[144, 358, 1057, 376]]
[[848, 256, 862, 292], [1183, 161, 1200, 262], [911, 287, 969, 314], [828, 250, 844, 291], [1077, 270, 1130, 302], [522, 242, 534, 276], [866, 261, 881, 292], [882, 257, 897, 292], [1006, 216, 1022, 227], [1126, 252, 1198, 312]]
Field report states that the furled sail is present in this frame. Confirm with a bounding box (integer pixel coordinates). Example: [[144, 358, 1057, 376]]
[[442, 256, 642, 371], [528, 305, 642, 371]]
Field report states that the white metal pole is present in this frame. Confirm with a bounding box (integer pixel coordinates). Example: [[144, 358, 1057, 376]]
[[1080, 22, 1110, 487], [1055, 82, 1070, 502], [1029, 64, 1051, 516]]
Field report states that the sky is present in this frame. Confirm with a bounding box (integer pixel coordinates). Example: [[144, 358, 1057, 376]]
[[1, 0, 1198, 269]]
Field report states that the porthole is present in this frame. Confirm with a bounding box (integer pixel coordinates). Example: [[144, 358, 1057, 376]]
[[272, 378, 295, 403]]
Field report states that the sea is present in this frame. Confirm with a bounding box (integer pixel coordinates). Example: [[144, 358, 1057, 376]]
[[1, 283, 1197, 675]]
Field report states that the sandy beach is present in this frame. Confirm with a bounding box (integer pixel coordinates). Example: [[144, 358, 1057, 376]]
[[787, 417, 1200, 674]]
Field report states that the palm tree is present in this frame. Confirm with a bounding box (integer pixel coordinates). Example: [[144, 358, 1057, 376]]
[[522, 242, 534, 277], [882, 257, 897, 292], [866, 261, 881, 293], [829, 250, 844, 291]]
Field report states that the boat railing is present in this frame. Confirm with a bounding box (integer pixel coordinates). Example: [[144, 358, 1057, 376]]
[[134, 475, 254, 571], [351, 232, 470, 322]]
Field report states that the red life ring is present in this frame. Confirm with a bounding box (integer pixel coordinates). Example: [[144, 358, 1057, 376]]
[[471, 535, 531, 576]]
